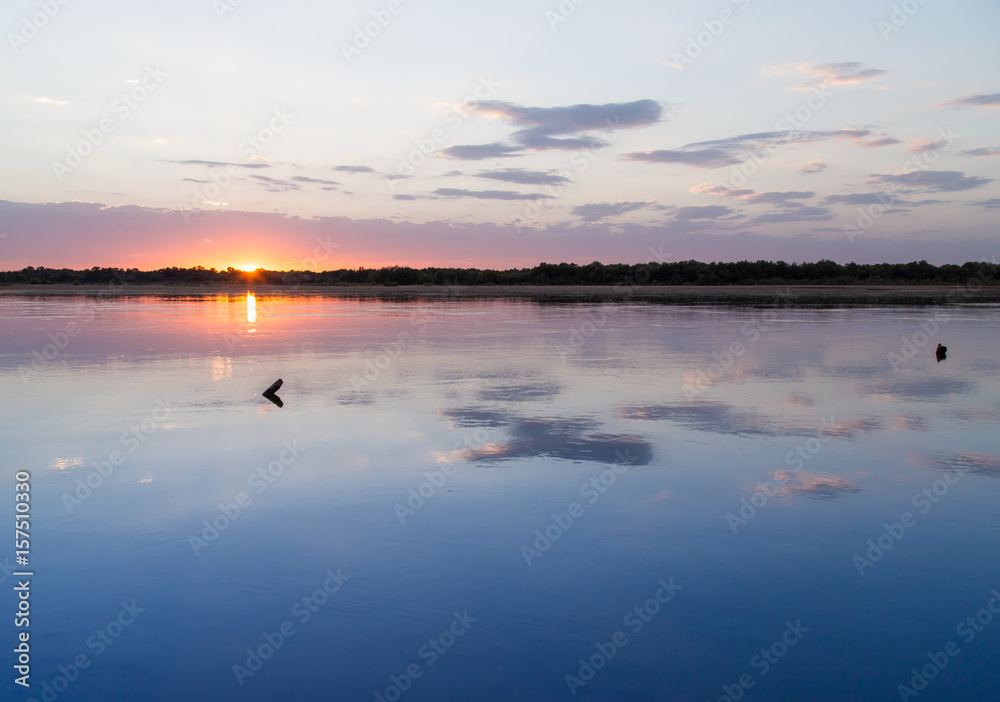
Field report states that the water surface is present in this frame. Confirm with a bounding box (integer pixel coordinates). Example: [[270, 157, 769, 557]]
[[1, 293, 998, 701]]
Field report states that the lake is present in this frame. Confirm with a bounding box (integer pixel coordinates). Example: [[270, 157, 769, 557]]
[[1, 292, 998, 701]]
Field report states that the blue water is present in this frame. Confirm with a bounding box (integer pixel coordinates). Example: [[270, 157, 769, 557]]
[[1, 293, 998, 701]]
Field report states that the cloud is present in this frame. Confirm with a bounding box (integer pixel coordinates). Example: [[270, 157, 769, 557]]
[[823, 192, 943, 206], [439, 142, 523, 160], [571, 201, 652, 222], [969, 198, 1000, 209], [866, 170, 994, 192], [3, 198, 996, 271], [743, 191, 814, 204], [439, 99, 662, 159], [859, 136, 902, 148], [767, 470, 863, 500], [935, 92, 1000, 109], [466, 416, 652, 465], [250, 174, 301, 191], [798, 160, 827, 175], [690, 183, 754, 197], [623, 128, 876, 169], [863, 377, 975, 401], [770, 62, 887, 90], [163, 159, 272, 169], [291, 176, 340, 186], [432, 188, 554, 200], [908, 139, 949, 153], [673, 205, 733, 220], [618, 401, 856, 438], [927, 452, 1000, 478], [31, 96, 69, 105], [393, 194, 419, 200], [333, 165, 375, 173], [749, 205, 834, 224], [958, 147, 1000, 158], [474, 168, 571, 186]]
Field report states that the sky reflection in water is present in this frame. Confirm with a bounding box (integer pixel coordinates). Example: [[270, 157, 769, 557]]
[[1, 294, 999, 701]]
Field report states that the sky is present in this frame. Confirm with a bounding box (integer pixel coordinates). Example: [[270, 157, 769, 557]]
[[1, 0, 998, 270]]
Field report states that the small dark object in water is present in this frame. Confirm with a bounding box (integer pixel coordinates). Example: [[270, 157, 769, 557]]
[[262, 378, 284, 407], [936, 344, 947, 362]]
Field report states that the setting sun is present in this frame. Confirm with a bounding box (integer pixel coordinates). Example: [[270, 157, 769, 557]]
[[239, 265, 260, 272]]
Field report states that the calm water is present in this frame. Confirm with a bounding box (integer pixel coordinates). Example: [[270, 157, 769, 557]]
[[1, 293, 999, 701]]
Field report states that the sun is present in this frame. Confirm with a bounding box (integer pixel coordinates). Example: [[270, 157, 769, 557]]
[[240, 264, 259, 272]]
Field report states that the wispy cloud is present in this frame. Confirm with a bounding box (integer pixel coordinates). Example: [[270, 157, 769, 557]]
[[935, 92, 1000, 109], [571, 201, 652, 222], [439, 99, 662, 160], [475, 168, 571, 186], [623, 128, 880, 169], [798, 160, 827, 175], [690, 183, 754, 197], [163, 159, 272, 169], [748, 205, 834, 224], [907, 138, 949, 153], [31, 96, 69, 105], [969, 198, 1000, 209], [743, 191, 814, 204], [958, 147, 1000, 158], [439, 142, 523, 160], [769, 62, 888, 90], [250, 174, 301, 191], [333, 165, 375, 173], [432, 188, 554, 200], [823, 193, 942, 206], [673, 205, 733, 220], [866, 170, 993, 192], [291, 176, 340, 186]]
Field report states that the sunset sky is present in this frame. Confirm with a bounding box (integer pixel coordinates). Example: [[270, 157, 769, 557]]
[[1, 0, 998, 270]]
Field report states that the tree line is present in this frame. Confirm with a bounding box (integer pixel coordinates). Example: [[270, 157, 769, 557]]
[[1, 260, 997, 287]]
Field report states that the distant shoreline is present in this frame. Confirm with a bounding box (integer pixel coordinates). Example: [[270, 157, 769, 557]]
[[2, 284, 998, 305]]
